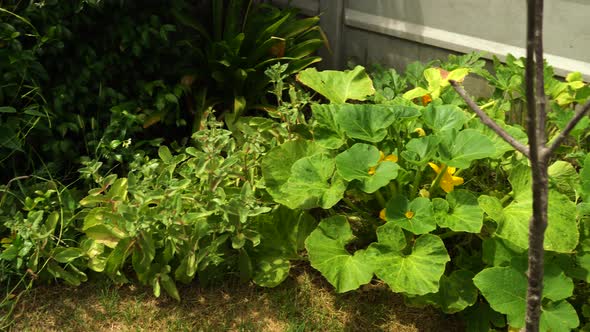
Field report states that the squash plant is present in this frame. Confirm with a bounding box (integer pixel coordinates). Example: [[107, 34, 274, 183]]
[[258, 58, 589, 331]]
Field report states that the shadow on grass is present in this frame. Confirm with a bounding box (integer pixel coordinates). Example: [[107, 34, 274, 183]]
[[11, 264, 463, 332]]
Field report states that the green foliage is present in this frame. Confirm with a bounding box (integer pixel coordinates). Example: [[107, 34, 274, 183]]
[[76, 115, 286, 298], [1, 2, 323, 319], [3, 16, 590, 330], [297, 66, 375, 103], [261, 52, 590, 330], [261, 140, 346, 209], [384, 196, 436, 234], [407, 269, 478, 313], [474, 262, 578, 331], [173, 1, 325, 124], [335, 144, 400, 193], [367, 231, 450, 295], [250, 206, 316, 287], [0, 1, 192, 182], [304, 216, 374, 293]]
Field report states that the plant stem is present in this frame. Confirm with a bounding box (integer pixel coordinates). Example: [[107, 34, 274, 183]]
[[411, 168, 423, 198], [342, 197, 366, 216], [374, 190, 387, 207]]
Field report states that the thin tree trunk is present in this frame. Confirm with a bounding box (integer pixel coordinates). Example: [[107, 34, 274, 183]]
[[524, 1, 549, 330], [450, 0, 590, 329]]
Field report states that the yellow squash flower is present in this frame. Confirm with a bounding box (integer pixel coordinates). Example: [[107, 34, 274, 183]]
[[405, 210, 415, 219], [428, 162, 464, 193], [379, 208, 387, 221], [383, 154, 398, 162], [368, 151, 398, 175]]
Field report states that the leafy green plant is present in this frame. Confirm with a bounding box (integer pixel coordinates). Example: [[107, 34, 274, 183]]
[[256, 53, 590, 331], [173, 0, 325, 127], [0, 176, 84, 328], [75, 113, 298, 299]]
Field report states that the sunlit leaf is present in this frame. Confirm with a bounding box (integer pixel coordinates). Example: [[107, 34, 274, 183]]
[[297, 66, 375, 104], [305, 216, 374, 292]]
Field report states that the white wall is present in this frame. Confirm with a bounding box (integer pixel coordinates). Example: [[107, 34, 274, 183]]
[[272, 0, 590, 80]]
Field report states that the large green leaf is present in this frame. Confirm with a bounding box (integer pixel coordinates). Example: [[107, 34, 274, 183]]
[[104, 237, 135, 283], [496, 192, 578, 252], [482, 237, 526, 267], [366, 230, 449, 295], [311, 103, 417, 145], [160, 272, 180, 301], [280, 153, 347, 209], [433, 190, 483, 233], [407, 270, 478, 314], [318, 104, 397, 143], [437, 129, 496, 168], [474, 264, 576, 330], [478, 195, 505, 222], [581, 154, 590, 200], [539, 301, 580, 332], [335, 143, 399, 193], [474, 121, 528, 159], [422, 104, 468, 132], [297, 66, 375, 103], [384, 196, 436, 234], [401, 136, 441, 165], [461, 302, 506, 332], [262, 139, 324, 190], [548, 160, 579, 200], [262, 140, 344, 209], [305, 216, 374, 293], [335, 144, 379, 180], [543, 264, 575, 302], [489, 165, 579, 252], [311, 104, 346, 149], [508, 164, 532, 200], [390, 105, 421, 119], [473, 267, 526, 327], [251, 207, 316, 287]]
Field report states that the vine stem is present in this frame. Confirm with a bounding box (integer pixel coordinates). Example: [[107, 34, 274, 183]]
[[374, 190, 387, 207], [342, 197, 367, 216], [410, 168, 423, 198]]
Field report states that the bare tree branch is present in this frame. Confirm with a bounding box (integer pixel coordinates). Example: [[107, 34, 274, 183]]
[[449, 80, 530, 158], [545, 99, 590, 157]]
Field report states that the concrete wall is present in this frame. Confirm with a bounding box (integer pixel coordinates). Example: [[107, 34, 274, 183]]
[[272, 0, 590, 80]]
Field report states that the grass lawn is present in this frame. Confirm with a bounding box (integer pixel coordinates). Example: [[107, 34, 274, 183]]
[[7, 264, 462, 331]]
